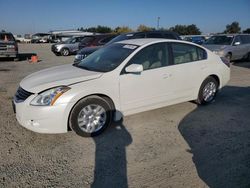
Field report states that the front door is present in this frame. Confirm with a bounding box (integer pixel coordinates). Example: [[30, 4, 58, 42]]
[[119, 42, 175, 114]]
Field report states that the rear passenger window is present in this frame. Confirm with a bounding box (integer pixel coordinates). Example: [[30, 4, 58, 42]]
[[171, 43, 207, 64], [146, 33, 164, 38], [132, 33, 146, 39], [240, 35, 250, 44], [163, 34, 176, 39]]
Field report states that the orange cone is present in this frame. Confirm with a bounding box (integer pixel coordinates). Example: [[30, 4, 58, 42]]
[[30, 55, 38, 63]]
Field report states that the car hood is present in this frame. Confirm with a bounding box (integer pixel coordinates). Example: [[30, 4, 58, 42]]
[[203, 44, 228, 51], [20, 64, 103, 93]]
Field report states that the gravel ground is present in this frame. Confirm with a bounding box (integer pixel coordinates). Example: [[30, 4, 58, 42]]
[[0, 44, 250, 188]]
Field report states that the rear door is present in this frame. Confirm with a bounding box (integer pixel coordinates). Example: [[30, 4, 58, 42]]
[[168, 42, 209, 100]]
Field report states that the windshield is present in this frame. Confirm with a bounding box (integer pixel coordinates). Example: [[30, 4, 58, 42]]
[[64, 37, 76, 44], [205, 35, 234, 45], [75, 43, 138, 72], [105, 34, 133, 46], [0, 33, 15, 42], [80, 36, 94, 44]]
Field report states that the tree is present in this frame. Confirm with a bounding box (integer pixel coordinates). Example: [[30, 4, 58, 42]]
[[137, 25, 155, 32], [243, 28, 250, 34], [169, 24, 201, 35], [224, 21, 241, 34], [1, 29, 6, 32], [114, 26, 133, 34]]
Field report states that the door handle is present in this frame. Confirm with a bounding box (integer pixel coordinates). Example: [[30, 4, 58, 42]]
[[163, 74, 172, 79], [201, 66, 207, 70]]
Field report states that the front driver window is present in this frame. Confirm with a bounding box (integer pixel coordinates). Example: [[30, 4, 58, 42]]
[[127, 43, 169, 71]]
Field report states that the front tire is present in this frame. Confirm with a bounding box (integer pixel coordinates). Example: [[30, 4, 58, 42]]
[[61, 48, 70, 56], [196, 77, 218, 105], [69, 96, 113, 137]]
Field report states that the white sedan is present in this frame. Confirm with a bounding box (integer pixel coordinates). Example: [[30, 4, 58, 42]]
[[13, 39, 230, 137]]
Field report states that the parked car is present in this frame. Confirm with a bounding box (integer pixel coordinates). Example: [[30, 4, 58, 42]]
[[13, 39, 230, 137], [78, 34, 117, 50], [31, 33, 51, 43], [74, 31, 181, 63], [203, 34, 250, 61], [0, 32, 18, 60], [183, 36, 206, 45], [51, 36, 86, 56]]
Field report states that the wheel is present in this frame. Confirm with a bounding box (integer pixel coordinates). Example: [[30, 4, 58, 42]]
[[61, 48, 70, 56], [69, 96, 113, 137], [196, 77, 218, 105], [246, 52, 250, 62], [13, 55, 19, 62], [225, 53, 232, 62]]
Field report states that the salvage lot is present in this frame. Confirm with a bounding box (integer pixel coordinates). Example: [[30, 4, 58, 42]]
[[0, 44, 250, 187]]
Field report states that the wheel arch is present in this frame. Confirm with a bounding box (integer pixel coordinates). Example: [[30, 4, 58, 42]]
[[67, 93, 116, 131], [209, 74, 220, 88]]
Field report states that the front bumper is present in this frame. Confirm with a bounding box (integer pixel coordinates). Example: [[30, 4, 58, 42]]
[[13, 96, 71, 134], [0, 51, 17, 58], [51, 45, 60, 53]]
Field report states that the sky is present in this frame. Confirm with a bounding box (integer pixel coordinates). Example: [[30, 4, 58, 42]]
[[0, 0, 249, 35]]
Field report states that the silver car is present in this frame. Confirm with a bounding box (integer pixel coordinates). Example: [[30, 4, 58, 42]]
[[51, 36, 86, 56], [203, 34, 250, 61]]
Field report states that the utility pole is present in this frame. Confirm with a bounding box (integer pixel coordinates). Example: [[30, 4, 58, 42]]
[[157, 17, 160, 30]]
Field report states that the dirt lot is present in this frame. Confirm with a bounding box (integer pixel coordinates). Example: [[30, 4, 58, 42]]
[[0, 43, 250, 188]]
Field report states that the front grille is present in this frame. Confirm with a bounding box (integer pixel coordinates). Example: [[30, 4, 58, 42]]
[[0, 44, 7, 51], [14, 87, 34, 103]]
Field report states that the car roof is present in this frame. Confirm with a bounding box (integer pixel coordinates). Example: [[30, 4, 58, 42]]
[[117, 38, 185, 46]]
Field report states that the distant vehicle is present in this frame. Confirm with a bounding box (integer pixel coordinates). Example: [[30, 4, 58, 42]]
[[203, 34, 250, 61], [14, 34, 32, 43], [78, 34, 117, 50], [13, 39, 230, 137], [31, 33, 51, 43], [14, 35, 25, 43], [51, 36, 87, 56], [0, 32, 18, 60], [183, 36, 206, 45], [52, 35, 116, 56], [74, 31, 181, 63]]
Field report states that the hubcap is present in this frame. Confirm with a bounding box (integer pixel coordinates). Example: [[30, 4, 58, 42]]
[[62, 49, 69, 56], [77, 104, 107, 133], [203, 82, 217, 102]]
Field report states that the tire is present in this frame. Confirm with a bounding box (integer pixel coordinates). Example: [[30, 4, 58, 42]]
[[69, 96, 113, 137], [225, 53, 232, 62], [60, 48, 70, 56], [196, 77, 218, 105], [246, 52, 250, 62], [14, 55, 19, 62]]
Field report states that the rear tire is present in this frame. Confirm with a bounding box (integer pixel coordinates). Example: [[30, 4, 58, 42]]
[[196, 77, 218, 105], [69, 96, 113, 137], [246, 52, 250, 62]]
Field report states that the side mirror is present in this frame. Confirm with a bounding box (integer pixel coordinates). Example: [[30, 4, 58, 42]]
[[125, 64, 143, 73], [233, 41, 240, 46]]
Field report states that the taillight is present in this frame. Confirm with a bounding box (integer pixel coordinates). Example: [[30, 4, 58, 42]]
[[220, 57, 230, 68]]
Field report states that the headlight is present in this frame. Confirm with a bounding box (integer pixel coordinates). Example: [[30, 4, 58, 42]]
[[30, 86, 70, 106], [7, 45, 15, 48], [75, 54, 85, 60], [213, 50, 224, 56]]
